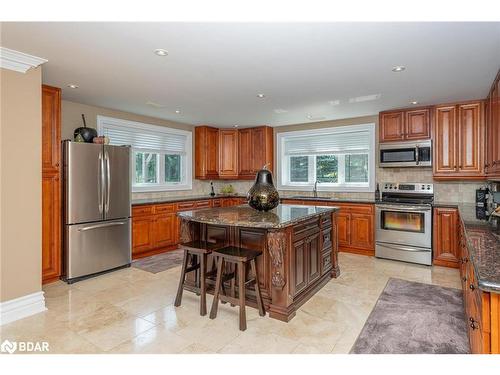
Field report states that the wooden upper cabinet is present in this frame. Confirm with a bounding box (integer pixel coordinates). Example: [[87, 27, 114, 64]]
[[42, 85, 61, 171], [219, 129, 239, 179], [380, 108, 431, 142], [42, 85, 62, 284], [434, 105, 457, 174], [487, 71, 500, 178], [405, 108, 431, 140], [458, 102, 483, 174], [238, 126, 274, 179], [433, 207, 459, 268], [195, 126, 219, 179], [195, 125, 273, 180], [379, 112, 405, 142], [238, 128, 253, 176], [433, 100, 485, 180]]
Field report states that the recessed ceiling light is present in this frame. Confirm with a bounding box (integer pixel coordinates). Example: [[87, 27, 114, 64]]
[[146, 101, 166, 108], [274, 108, 288, 114], [67, 84, 79, 89], [410, 101, 419, 105], [392, 65, 406, 72], [234, 125, 239, 128], [328, 100, 340, 106], [175, 110, 181, 114], [348, 94, 381, 103], [154, 49, 168, 56], [307, 115, 326, 121], [257, 94, 265, 98]]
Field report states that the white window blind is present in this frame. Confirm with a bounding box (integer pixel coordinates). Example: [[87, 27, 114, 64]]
[[100, 121, 187, 154], [97, 116, 192, 192], [283, 130, 370, 156], [277, 123, 375, 193]]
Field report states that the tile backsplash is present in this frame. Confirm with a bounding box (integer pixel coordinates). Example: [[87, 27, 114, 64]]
[[132, 167, 487, 204]]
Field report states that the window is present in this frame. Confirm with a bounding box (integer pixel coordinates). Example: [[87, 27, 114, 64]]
[[277, 124, 375, 192], [98, 116, 192, 192]]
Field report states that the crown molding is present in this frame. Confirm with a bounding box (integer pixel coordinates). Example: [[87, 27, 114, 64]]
[[0, 47, 47, 73]]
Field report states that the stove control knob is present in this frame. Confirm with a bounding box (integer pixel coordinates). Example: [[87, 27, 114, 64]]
[[421, 185, 425, 189], [427, 185, 431, 190]]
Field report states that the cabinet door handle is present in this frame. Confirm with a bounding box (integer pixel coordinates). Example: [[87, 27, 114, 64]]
[[462, 276, 467, 282], [469, 284, 475, 291]]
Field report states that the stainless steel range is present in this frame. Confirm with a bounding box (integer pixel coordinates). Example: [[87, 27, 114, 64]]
[[375, 182, 434, 265]]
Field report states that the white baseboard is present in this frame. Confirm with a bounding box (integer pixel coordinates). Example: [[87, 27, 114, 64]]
[[0, 291, 47, 326]]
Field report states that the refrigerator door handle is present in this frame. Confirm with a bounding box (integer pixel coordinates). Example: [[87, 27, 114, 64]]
[[77, 221, 127, 232], [98, 151, 104, 214], [104, 151, 111, 214]]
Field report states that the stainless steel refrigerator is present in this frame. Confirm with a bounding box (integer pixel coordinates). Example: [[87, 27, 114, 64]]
[[62, 140, 131, 283]]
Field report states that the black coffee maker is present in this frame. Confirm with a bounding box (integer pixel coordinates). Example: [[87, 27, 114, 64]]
[[476, 187, 489, 220]]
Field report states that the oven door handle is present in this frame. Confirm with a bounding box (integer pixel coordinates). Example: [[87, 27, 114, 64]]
[[376, 205, 431, 212], [378, 243, 430, 253], [415, 145, 420, 165]]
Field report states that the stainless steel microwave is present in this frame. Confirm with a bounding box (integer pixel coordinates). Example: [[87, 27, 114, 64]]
[[379, 140, 432, 168]]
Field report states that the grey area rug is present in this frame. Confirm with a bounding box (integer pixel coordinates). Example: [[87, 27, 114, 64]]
[[132, 250, 184, 274], [350, 278, 469, 354]]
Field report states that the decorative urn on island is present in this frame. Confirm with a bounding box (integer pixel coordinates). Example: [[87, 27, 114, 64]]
[[247, 164, 280, 211]]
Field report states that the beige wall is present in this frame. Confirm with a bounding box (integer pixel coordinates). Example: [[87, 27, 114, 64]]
[[61, 100, 194, 141], [61, 100, 252, 198], [273, 114, 484, 202], [0, 67, 42, 302], [61, 102, 483, 203]]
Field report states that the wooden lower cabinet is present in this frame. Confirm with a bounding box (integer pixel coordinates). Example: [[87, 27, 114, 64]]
[[454, 211, 500, 353], [281, 199, 374, 256], [132, 204, 177, 259], [132, 197, 245, 259], [42, 171, 61, 283], [433, 207, 460, 268], [336, 212, 351, 247]]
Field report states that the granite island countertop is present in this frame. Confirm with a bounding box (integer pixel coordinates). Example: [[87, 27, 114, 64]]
[[177, 204, 339, 229], [434, 201, 500, 293]]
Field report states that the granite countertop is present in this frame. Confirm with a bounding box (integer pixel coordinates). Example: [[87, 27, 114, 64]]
[[132, 194, 375, 206], [434, 201, 500, 293], [177, 204, 339, 229], [132, 194, 246, 206]]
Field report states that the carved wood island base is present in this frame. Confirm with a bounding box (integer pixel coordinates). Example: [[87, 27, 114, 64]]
[[177, 204, 340, 322]]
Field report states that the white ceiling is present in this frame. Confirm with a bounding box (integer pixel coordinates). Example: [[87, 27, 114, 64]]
[[2, 22, 500, 127]]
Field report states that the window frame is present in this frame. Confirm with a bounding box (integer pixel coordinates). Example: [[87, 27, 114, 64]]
[[97, 116, 192, 192], [276, 123, 376, 192]]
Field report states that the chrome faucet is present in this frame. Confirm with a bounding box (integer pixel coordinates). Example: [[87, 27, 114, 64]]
[[313, 180, 319, 198]]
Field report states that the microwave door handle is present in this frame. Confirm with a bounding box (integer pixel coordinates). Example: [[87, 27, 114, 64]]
[[415, 145, 420, 165]]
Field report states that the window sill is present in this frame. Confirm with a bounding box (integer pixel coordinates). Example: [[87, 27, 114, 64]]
[[278, 185, 374, 193], [132, 184, 193, 193]]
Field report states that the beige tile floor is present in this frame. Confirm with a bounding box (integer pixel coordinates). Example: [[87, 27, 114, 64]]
[[0, 253, 461, 354]]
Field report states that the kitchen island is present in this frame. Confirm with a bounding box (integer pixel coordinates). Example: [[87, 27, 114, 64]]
[[177, 204, 339, 322]]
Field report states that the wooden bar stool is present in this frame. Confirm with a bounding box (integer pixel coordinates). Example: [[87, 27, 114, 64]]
[[209, 246, 266, 331], [174, 240, 223, 316]]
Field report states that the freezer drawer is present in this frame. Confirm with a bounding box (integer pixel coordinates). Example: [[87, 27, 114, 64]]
[[375, 242, 432, 266], [65, 218, 131, 280]]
